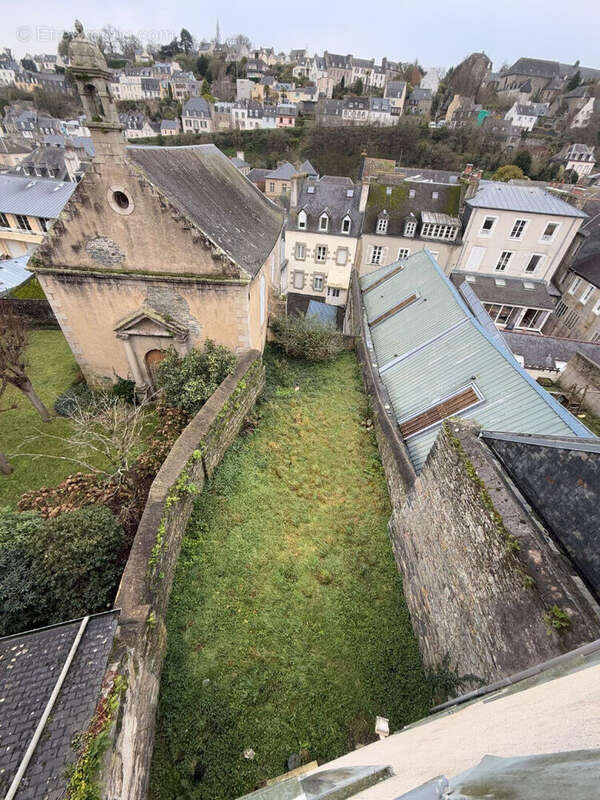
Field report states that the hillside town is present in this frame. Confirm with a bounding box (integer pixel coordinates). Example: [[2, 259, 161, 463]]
[[1, 14, 600, 800]]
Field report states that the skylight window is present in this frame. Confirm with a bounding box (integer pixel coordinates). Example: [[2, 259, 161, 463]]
[[398, 385, 483, 439], [371, 292, 418, 327], [307, 185, 315, 194]]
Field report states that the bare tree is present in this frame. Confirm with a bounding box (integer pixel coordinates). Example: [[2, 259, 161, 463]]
[[0, 309, 51, 422], [13, 393, 152, 486], [0, 377, 14, 474]]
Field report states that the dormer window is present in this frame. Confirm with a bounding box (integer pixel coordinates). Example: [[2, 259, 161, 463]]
[[376, 214, 389, 235], [341, 215, 351, 234], [298, 210, 307, 230], [404, 218, 417, 238], [319, 212, 329, 232]]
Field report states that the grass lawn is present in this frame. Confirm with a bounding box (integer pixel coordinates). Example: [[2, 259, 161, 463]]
[[0, 330, 94, 508], [150, 350, 431, 800]]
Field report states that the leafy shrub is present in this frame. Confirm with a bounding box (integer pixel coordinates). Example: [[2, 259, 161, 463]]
[[11, 276, 46, 299], [112, 375, 136, 404], [0, 505, 124, 636], [54, 381, 96, 417], [271, 314, 345, 361], [156, 341, 236, 416]]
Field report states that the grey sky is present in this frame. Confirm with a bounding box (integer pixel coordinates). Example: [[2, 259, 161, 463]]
[[4, 0, 599, 72]]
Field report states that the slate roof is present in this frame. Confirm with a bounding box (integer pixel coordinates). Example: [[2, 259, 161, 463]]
[[0, 174, 76, 218], [364, 176, 462, 236], [408, 88, 432, 102], [360, 251, 591, 471], [246, 168, 270, 184], [571, 252, 600, 290], [127, 145, 283, 277], [230, 156, 249, 169], [299, 159, 318, 177], [467, 182, 587, 218], [288, 175, 363, 236], [502, 329, 600, 370], [385, 80, 406, 98], [182, 97, 211, 118], [450, 271, 559, 310], [504, 58, 562, 79], [44, 134, 95, 157], [266, 161, 297, 180], [0, 611, 118, 800]]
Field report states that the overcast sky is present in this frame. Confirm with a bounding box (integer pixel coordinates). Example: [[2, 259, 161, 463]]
[[4, 0, 598, 72]]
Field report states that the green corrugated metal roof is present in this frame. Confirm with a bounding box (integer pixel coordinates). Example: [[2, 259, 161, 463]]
[[359, 250, 594, 472]]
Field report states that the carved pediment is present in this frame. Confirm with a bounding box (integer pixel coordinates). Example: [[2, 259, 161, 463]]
[[114, 307, 188, 341]]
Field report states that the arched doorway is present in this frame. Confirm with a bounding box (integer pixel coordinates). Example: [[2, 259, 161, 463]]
[[144, 349, 166, 389]]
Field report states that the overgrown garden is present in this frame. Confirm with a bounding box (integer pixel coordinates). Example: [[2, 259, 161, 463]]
[[150, 349, 431, 799]]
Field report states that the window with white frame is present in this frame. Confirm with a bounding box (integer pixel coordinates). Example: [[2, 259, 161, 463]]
[[568, 277, 582, 294], [404, 219, 417, 237], [431, 191, 439, 200], [0, 212, 9, 228], [315, 245, 327, 262], [593, 298, 600, 316], [408, 189, 416, 198], [495, 250, 513, 271], [336, 248, 348, 265], [519, 308, 546, 330], [376, 216, 389, 234], [268, 182, 275, 193], [397, 248, 410, 259], [297, 210, 307, 230], [313, 274, 324, 291], [327, 287, 340, 298], [319, 213, 329, 232], [369, 245, 384, 265], [525, 254, 543, 273], [541, 222, 559, 242], [341, 215, 351, 234], [564, 309, 580, 330], [293, 270, 304, 289], [580, 285, 594, 304], [295, 242, 306, 260], [509, 218, 528, 239], [38, 217, 50, 233], [421, 222, 458, 240], [554, 301, 568, 318], [480, 216, 496, 235]]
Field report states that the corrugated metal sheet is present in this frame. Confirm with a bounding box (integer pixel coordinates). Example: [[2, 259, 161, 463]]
[[468, 182, 587, 218], [360, 250, 593, 472], [0, 254, 31, 295], [0, 175, 76, 219]]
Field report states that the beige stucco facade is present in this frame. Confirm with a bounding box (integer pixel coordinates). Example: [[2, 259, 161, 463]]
[[455, 206, 584, 281], [357, 233, 459, 276], [0, 212, 47, 257], [284, 229, 359, 306]]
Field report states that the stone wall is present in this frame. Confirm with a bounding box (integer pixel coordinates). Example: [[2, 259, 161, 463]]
[[101, 350, 265, 800], [558, 352, 600, 416], [392, 420, 599, 686], [0, 297, 58, 328]]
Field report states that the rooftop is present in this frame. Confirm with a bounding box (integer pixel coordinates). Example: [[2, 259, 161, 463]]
[[0, 174, 76, 218], [127, 145, 283, 277], [0, 611, 118, 800], [450, 271, 559, 311], [0, 254, 31, 295], [288, 175, 363, 235], [360, 251, 592, 471], [502, 329, 600, 370], [266, 161, 297, 180], [571, 251, 600, 289], [467, 181, 588, 218]]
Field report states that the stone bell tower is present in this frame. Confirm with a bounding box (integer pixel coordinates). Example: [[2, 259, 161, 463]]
[[68, 20, 126, 164]]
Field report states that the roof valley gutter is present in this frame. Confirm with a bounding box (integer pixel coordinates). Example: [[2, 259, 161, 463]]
[[5, 615, 90, 800]]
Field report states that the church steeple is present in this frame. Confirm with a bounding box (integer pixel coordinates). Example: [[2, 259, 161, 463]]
[[216, 19, 221, 45], [68, 21, 125, 160]]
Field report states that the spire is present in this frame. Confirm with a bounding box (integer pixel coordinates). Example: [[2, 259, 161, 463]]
[[216, 19, 220, 45]]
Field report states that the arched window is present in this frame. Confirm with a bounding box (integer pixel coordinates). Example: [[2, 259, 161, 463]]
[[297, 210, 307, 230], [319, 212, 329, 232], [84, 83, 104, 119]]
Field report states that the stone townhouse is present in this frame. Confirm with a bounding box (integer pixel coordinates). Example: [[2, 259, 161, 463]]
[[454, 181, 587, 332], [546, 253, 600, 342], [552, 143, 596, 180], [32, 25, 284, 393], [384, 81, 407, 115], [182, 97, 213, 133], [119, 112, 156, 140], [504, 101, 549, 132], [405, 88, 432, 116], [285, 174, 364, 307]]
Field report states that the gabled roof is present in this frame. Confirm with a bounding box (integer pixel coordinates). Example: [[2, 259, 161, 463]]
[[266, 161, 297, 180], [288, 175, 363, 235], [571, 252, 600, 290], [385, 80, 406, 98], [450, 271, 558, 310], [0, 174, 76, 218], [0, 254, 31, 295], [502, 329, 600, 370], [127, 145, 283, 277], [299, 159, 318, 176], [360, 251, 592, 471], [467, 181, 587, 218], [182, 97, 211, 117], [504, 58, 561, 79]]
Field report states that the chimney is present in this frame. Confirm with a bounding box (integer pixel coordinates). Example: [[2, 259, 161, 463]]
[[236, 150, 244, 162], [463, 163, 474, 176], [290, 174, 302, 208], [359, 177, 370, 213]]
